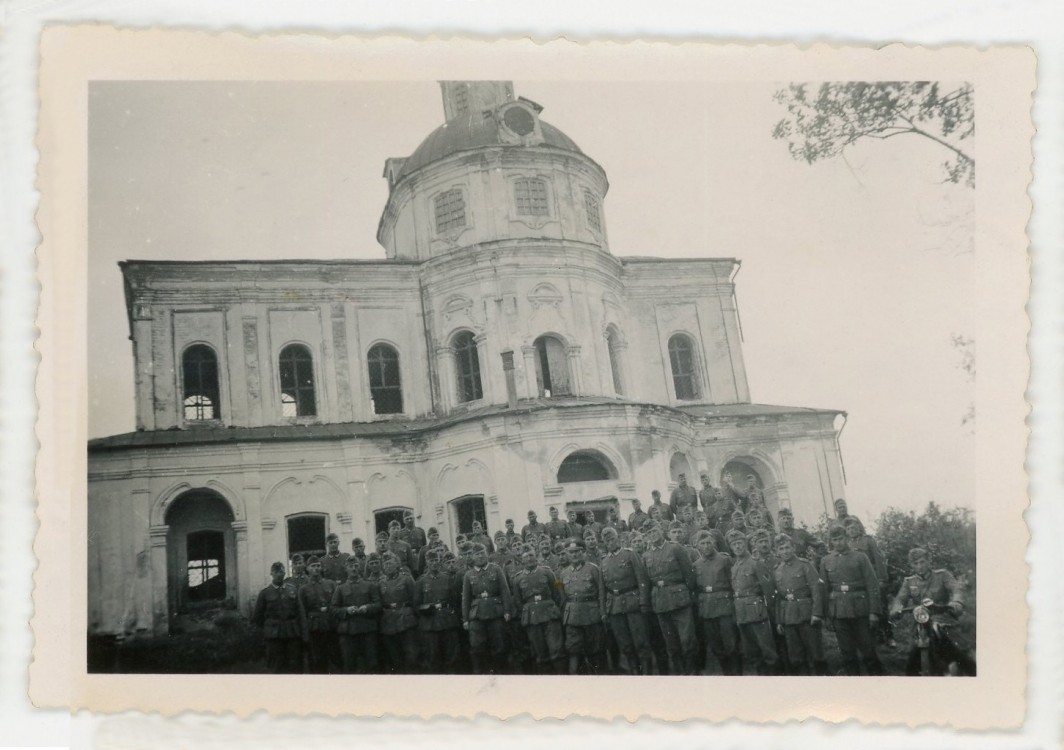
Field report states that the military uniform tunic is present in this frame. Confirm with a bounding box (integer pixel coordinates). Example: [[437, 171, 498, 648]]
[[331, 578, 381, 673], [513, 565, 565, 664], [730, 554, 778, 671], [545, 518, 571, 541], [560, 562, 606, 657], [642, 541, 697, 673], [320, 552, 350, 582], [462, 563, 513, 665], [819, 549, 883, 674], [600, 548, 652, 670], [252, 582, 303, 673], [691, 551, 740, 673], [893, 569, 964, 611], [773, 556, 825, 669], [413, 569, 462, 673]]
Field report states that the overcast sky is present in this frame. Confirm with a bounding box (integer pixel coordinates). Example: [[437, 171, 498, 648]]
[[88, 80, 975, 520]]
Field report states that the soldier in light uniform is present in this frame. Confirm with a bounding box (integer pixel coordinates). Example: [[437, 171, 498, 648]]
[[461, 543, 513, 675], [642, 521, 698, 675], [559, 539, 607, 675], [726, 529, 779, 675], [251, 562, 303, 674], [819, 524, 884, 675], [773, 534, 826, 675], [691, 531, 741, 675], [599, 527, 653, 675], [349, 538, 369, 576], [400, 511, 428, 559], [377, 551, 419, 673], [297, 555, 338, 674], [889, 547, 973, 675], [512, 544, 566, 674], [413, 547, 462, 674], [331, 556, 381, 674]]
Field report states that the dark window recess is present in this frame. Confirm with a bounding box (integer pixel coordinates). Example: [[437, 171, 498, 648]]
[[435, 188, 467, 233], [453, 331, 483, 403], [368, 344, 404, 415], [514, 178, 549, 216], [374, 508, 410, 537], [533, 335, 570, 396], [668, 334, 701, 400], [584, 189, 602, 233], [185, 530, 226, 603], [287, 514, 326, 560], [606, 329, 624, 395], [558, 452, 612, 483], [452, 495, 487, 537], [279, 344, 316, 417], [182, 345, 220, 420]]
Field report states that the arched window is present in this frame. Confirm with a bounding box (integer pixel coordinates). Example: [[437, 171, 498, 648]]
[[583, 188, 602, 233], [453, 331, 483, 403], [558, 451, 615, 483], [533, 334, 570, 397], [182, 344, 220, 421], [279, 344, 316, 417], [668, 334, 701, 400], [514, 178, 549, 217], [367, 343, 404, 415], [434, 188, 467, 233], [606, 327, 624, 396]]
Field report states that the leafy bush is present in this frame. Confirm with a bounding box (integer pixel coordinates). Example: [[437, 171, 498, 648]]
[[873, 502, 976, 596]]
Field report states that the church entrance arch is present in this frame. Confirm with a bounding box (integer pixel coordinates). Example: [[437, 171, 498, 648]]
[[720, 458, 778, 518], [164, 489, 237, 615]]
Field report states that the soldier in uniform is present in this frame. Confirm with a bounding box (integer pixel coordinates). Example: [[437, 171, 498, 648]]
[[773, 534, 826, 675], [889, 547, 973, 675], [648, 489, 674, 523], [297, 555, 338, 673], [349, 538, 369, 576], [642, 521, 698, 675], [285, 553, 309, 590], [776, 509, 815, 559], [726, 529, 779, 675], [669, 473, 700, 517], [559, 540, 607, 675], [628, 499, 649, 532], [751, 528, 779, 570], [583, 510, 605, 541], [599, 527, 653, 675], [332, 556, 381, 674], [604, 505, 628, 534], [521, 510, 547, 540], [400, 511, 428, 556], [819, 524, 884, 675], [320, 532, 350, 582], [697, 474, 717, 517], [413, 547, 463, 674], [387, 520, 418, 573], [252, 562, 303, 673], [363, 552, 383, 583], [378, 551, 419, 673], [833, 497, 849, 522], [512, 545, 567, 674], [461, 543, 513, 674], [504, 518, 519, 545], [691, 531, 741, 675], [417, 528, 446, 573], [544, 506, 570, 541]]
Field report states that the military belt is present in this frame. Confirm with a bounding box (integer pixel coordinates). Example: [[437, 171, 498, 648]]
[[735, 590, 764, 598], [782, 587, 812, 600], [609, 586, 639, 596], [568, 594, 599, 602], [831, 584, 865, 593]]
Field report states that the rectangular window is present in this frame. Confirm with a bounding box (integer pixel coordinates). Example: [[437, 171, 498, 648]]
[[435, 188, 467, 233], [514, 178, 549, 216], [584, 189, 602, 232]]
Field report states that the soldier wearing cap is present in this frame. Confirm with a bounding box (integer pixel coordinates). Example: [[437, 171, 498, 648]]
[[512, 544, 566, 674], [669, 473, 700, 517], [583, 510, 605, 541], [604, 505, 629, 534], [773, 533, 826, 675], [252, 562, 303, 673], [544, 506, 570, 541], [378, 551, 419, 673], [413, 546, 462, 674], [599, 527, 653, 675], [889, 547, 973, 675], [648, 490, 674, 523], [387, 520, 418, 574], [320, 532, 350, 582], [776, 509, 816, 559], [297, 555, 339, 673], [504, 518, 519, 545], [331, 555, 381, 673], [467, 520, 494, 555], [833, 497, 850, 522], [750, 528, 779, 570], [559, 539, 607, 674], [706, 485, 737, 531], [521, 510, 547, 541], [819, 524, 883, 675], [582, 530, 603, 566], [627, 499, 649, 532], [727, 529, 779, 675], [400, 511, 428, 555], [461, 543, 513, 674], [417, 528, 445, 573], [697, 474, 717, 518], [565, 510, 584, 540], [285, 553, 310, 591], [363, 552, 383, 583], [691, 531, 741, 675], [642, 521, 698, 675], [349, 538, 369, 576]]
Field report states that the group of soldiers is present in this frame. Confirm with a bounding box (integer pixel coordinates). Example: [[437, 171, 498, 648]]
[[252, 472, 968, 677]]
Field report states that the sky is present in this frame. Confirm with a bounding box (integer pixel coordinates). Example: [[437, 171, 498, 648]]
[[87, 80, 975, 520]]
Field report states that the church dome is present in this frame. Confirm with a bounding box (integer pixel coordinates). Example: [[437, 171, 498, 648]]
[[395, 111, 583, 183]]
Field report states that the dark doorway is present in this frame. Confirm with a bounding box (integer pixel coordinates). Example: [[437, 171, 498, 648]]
[[566, 498, 618, 527], [287, 513, 327, 559], [374, 507, 411, 537], [450, 495, 487, 539]]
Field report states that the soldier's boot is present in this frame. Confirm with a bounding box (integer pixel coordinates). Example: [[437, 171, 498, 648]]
[[814, 660, 829, 676], [568, 655, 583, 676], [553, 657, 568, 675]]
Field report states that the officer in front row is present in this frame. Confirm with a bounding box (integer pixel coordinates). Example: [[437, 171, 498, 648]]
[[512, 544, 566, 674], [560, 539, 607, 675], [773, 533, 826, 675], [413, 547, 463, 674], [461, 542, 513, 675], [642, 521, 698, 675], [819, 524, 884, 675], [252, 562, 303, 674], [599, 527, 653, 675]]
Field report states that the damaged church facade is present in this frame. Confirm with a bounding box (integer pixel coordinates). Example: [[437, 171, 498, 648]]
[[88, 82, 847, 637]]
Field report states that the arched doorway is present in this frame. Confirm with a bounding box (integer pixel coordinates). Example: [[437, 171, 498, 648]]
[[720, 458, 777, 517], [669, 452, 693, 484], [164, 489, 237, 615]]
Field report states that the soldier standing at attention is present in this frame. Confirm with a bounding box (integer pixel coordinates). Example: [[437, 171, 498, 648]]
[[726, 529, 779, 675], [512, 544, 567, 674], [773, 534, 826, 675], [461, 543, 513, 675], [599, 527, 653, 675], [628, 499, 649, 532], [320, 532, 350, 582], [349, 538, 368, 576], [691, 531, 741, 675], [332, 556, 381, 674], [604, 505, 629, 534], [521, 510, 547, 541], [560, 540, 608, 675], [297, 556, 339, 674], [387, 520, 418, 574], [504, 518, 519, 546], [544, 506, 570, 541], [378, 551, 419, 673], [697, 474, 717, 518], [648, 490, 674, 523], [583, 510, 605, 541], [582, 530, 603, 566], [820, 524, 884, 675], [417, 528, 445, 574], [285, 553, 309, 590], [642, 521, 698, 675], [252, 562, 303, 674], [469, 520, 495, 554], [400, 511, 428, 556], [566, 510, 585, 540], [776, 509, 815, 559], [669, 473, 700, 517], [413, 547, 462, 674]]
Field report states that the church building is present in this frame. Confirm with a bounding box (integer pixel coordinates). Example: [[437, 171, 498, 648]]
[[87, 81, 847, 637]]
